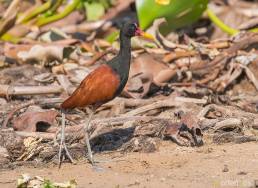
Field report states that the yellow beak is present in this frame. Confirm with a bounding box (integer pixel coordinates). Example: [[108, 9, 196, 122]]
[[140, 31, 155, 40], [136, 27, 155, 40]]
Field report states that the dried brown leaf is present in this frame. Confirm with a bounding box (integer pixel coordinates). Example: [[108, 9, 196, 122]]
[[13, 110, 59, 132]]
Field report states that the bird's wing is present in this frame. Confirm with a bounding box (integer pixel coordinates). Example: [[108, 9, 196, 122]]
[[61, 64, 120, 109]]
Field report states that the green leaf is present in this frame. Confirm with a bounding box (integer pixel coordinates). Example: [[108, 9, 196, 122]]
[[84, 2, 105, 21], [136, 0, 208, 30], [99, 0, 111, 9], [105, 30, 119, 43], [42, 180, 55, 188]]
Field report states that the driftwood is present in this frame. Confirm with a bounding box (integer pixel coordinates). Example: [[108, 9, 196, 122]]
[[2, 116, 168, 140], [0, 113, 204, 162], [198, 104, 258, 120], [213, 132, 258, 144], [214, 118, 242, 132]]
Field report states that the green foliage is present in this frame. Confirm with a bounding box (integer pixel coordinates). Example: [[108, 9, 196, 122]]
[[206, 8, 238, 36], [42, 180, 55, 188], [36, 0, 81, 26], [136, 0, 208, 30], [83, 0, 113, 21], [105, 30, 119, 43], [84, 2, 105, 21]]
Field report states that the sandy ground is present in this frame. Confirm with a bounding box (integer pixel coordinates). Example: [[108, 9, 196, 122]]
[[1, 141, 258, 188]]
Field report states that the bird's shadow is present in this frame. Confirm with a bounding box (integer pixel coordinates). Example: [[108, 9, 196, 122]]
[[90, 127, 135, 153]]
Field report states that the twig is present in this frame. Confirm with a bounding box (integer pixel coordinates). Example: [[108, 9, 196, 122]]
[[92, 116, 154, 127], [197, 68, 220, 85], [0, 11, 17, 37], [124, 99, 180, 116], [242, 65, 258, 91], [15, 131, 56, 140], [101, 97, 156, 109], [174, 96, 207, 104], [3, 0, 20, 19], [163, 51, 198, 63], [56, 75, 74, 95], [205, 33, 258, 69], [0, 85, 63, 97], [203, 41, 230, 49], [216, 64, 243, 92]]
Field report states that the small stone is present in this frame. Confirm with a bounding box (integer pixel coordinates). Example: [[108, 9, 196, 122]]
[[254, 180, 258, 187], [237, 171, 247, 175], [223, 165, 229, 172], [160, 177, 166, 182], [207, 148, 213, 153]]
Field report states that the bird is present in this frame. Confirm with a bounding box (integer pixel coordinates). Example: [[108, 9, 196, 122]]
[[59, 22, 154, 166]]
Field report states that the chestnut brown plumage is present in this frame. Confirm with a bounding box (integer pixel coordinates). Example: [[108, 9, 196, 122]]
[[61, 65, 120, 109], [58, 22, 154, 166]]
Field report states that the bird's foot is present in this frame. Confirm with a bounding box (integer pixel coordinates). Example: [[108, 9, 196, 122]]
[[84, 151, 104, 172], [86, 152, 94, 165], [85, 152, 105, 171], [58, 139, 75, 167]]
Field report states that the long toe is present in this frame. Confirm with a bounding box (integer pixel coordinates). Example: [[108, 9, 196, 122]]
[[58, 144, 64, 167], [87, 153, 94, 165], [63, 142, 75, 164], [58, 141, 75, 167]]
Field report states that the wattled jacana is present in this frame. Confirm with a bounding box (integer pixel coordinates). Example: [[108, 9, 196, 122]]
[[59, 22, 154, 165]]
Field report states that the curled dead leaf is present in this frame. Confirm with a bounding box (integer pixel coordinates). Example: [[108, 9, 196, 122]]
[[17, 45, 64, 63], [13, 110, 59, 132], [125, 53, 176, 98], [146, 18, 188, 50]]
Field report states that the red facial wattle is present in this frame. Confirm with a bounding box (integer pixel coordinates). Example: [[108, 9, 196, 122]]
[[135, 27, 143, 36], [135, 27, 154, 40]]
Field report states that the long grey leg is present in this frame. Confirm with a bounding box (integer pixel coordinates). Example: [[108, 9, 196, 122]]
[[59, 111, 74, 167], [84, 110, 94, 164]]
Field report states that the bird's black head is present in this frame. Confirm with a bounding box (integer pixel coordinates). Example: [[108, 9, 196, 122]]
[[120, 22, 154, 40], [121, 22, 140, 38]]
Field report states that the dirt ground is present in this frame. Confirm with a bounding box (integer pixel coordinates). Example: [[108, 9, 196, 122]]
[[1, 140, 258, 188]]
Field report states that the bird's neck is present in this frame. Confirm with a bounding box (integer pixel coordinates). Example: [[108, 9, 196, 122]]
[[115, 34, 131, 78], [109, 33, 132, 72], [118, 34, 131, 58], [107, 33, 132, 95]]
